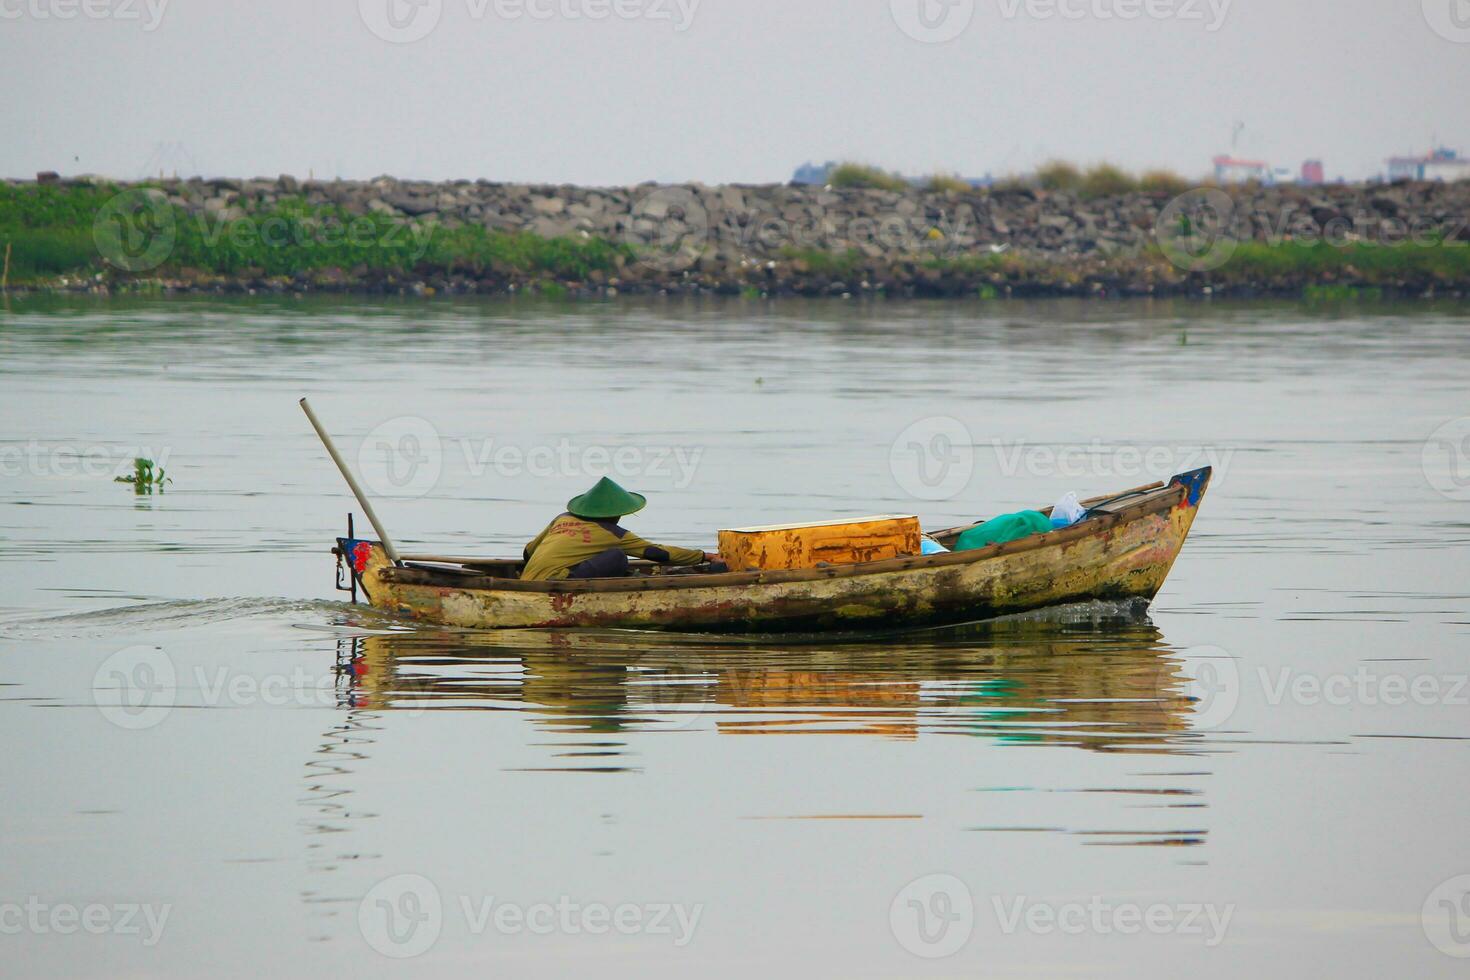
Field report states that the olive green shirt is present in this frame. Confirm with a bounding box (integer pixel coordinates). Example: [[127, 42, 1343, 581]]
[[521, 513, 706, 581]]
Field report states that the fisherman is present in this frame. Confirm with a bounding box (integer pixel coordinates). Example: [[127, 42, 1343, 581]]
[[521, 477, 720, 581]]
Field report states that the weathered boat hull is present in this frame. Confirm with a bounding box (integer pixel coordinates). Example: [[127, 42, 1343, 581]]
[[340, 468, 1211, 634]]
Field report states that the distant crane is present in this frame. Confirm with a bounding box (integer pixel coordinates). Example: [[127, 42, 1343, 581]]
[[140, 141, 202, 180]]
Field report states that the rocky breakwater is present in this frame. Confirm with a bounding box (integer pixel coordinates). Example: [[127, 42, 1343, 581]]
[[17, 172, 1470, 298]]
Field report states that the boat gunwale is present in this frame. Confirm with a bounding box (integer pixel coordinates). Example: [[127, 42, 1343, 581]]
[[373, 480, 1191, 596]]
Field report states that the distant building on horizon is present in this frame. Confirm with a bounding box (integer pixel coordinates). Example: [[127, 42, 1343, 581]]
[[792, 161, 836, 185], [1386, 147, 1470, 182], [1212, 155, 1270, 184], [1214, 155, 1329, 185]]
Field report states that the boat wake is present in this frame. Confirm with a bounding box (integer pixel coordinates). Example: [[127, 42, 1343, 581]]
[[0, 596, 363, 639]]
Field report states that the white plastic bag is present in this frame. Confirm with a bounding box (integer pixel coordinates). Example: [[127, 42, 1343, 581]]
[[1050, 492, 1086, 529]]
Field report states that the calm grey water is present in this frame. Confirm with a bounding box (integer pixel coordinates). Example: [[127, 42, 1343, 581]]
[[2, 295, 1468, 978]]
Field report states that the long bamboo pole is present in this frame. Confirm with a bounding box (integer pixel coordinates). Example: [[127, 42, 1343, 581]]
[[2, 242, 10, 293], [299, 397, 402, 566]]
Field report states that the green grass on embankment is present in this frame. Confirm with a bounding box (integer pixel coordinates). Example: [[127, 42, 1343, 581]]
[[0, 182, 632, 285], [1202, 240, 1470, 286], [781, 241, 1470, 295], [0, 184, 114, 279]]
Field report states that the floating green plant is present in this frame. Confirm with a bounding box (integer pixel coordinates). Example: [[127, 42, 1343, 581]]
[[115, 457, 170, 494]]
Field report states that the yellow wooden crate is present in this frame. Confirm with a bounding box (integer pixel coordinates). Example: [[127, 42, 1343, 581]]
[[718, 515, 922, 572]]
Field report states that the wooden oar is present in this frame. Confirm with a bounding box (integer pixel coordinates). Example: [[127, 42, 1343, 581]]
[[299, 397, 403, 566], [401, 553, 660, 569]]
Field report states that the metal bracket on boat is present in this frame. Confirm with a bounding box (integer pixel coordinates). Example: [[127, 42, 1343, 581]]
[[335, 513, 359, 604]]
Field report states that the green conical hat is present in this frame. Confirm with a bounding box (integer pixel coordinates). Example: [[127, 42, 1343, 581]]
[[567, 477, 647, 519]]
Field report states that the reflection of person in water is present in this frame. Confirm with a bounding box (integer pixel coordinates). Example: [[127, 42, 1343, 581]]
[[339, 617, 1198, 753], [519, 654, 634, 735]]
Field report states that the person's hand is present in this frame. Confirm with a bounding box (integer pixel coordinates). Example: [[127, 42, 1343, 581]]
[[704, 551, 721, 563]]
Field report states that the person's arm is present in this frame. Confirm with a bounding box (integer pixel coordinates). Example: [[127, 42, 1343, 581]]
[[617, 530, 710, 567]]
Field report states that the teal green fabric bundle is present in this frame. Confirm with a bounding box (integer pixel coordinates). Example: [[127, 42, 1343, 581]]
[[955, 510, 1054, 551]]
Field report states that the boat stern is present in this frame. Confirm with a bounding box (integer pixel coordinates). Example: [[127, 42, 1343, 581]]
[[334, 537, 395, 605]]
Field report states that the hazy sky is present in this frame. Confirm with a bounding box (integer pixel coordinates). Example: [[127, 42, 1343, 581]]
[[4, 0, 1467, 184]]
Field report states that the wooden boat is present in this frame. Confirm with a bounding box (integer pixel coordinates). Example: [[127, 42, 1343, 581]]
[[333, 467, 1211, 634]]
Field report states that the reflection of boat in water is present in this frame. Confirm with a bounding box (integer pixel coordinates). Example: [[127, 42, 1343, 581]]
[[300, 604, 1210, 874], [337, 469, 1212, 633], [334, 602, 1206, 754]]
